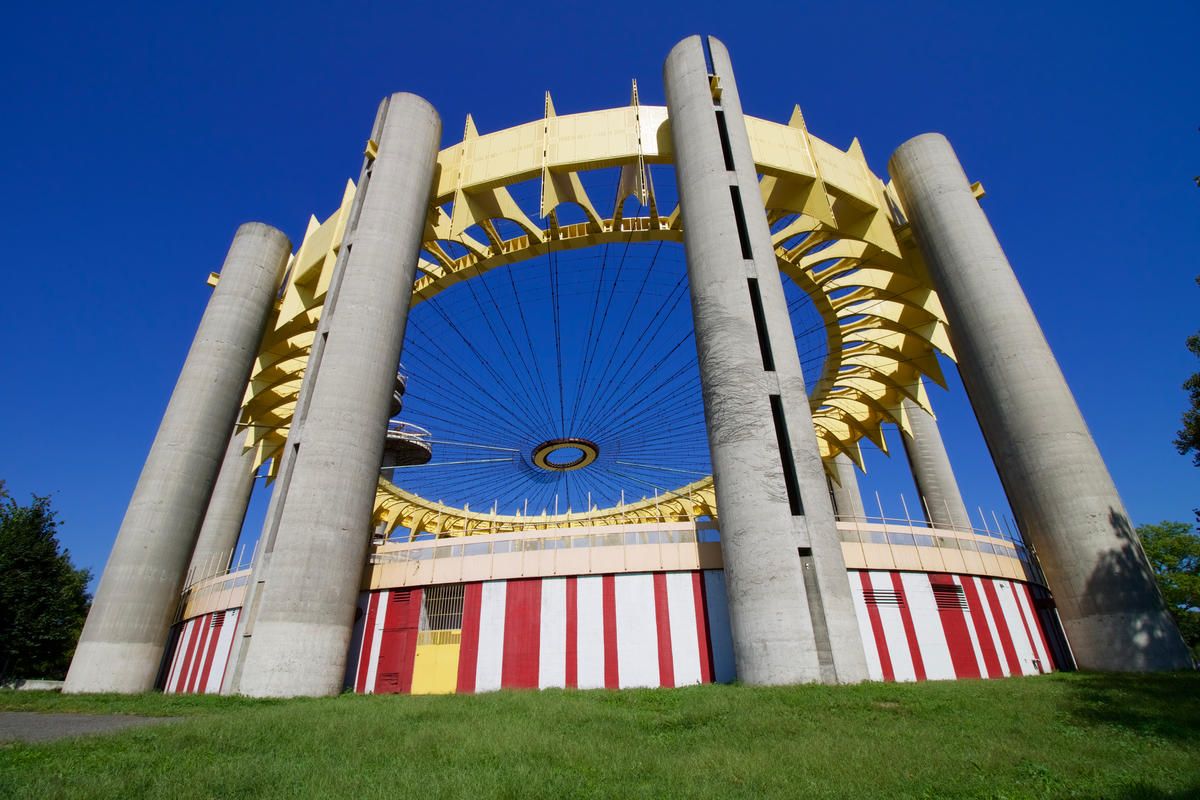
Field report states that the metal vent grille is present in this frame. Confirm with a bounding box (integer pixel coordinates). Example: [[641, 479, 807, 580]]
[[210, 611, 226, 628], [863, 589, 903, 606], [932, 584, 968, 610]]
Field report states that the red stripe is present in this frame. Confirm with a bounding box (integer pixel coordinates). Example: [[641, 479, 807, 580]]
[[653, 574, 675, 688], [502, 578, 542, 689], [457, 583, 483, 693], [176, 616, 204, 694], [195, 615, 224, 693], [1021, 584, 1053, 671], [929, 575, 979, 679], [356, 592, 380, 692], [859, 572, 894, 682], [692, 572, 712, 684], [565, 577, 578, 689], [890, 573, 927, 681], [959, 577, 1003, 678], [602, 575, 619, 689], [981, 579, 1021, 675], [1008, 582, 1042, 674], [189, 615, 215, 693]]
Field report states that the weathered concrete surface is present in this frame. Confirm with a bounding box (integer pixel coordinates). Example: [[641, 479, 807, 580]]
[[829, 453, 867, 521], [665, 35, 866, 685], [0, 712, 181, 743], [64, 223, 290, 694], [899, 396, 972, 531], [187, 429, 258, 581], [235, 94, 441, 697], [890, 133, 1191, 671]]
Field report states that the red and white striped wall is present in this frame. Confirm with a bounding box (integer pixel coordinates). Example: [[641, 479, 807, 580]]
[[850, 570, 1057, 681], [345, 571, 737, 694], [161, 569, 1065, 695], [162, 608, 240, 694]]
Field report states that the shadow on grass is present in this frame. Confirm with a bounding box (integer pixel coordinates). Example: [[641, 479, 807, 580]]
[[1102, 783, 1200, 800], [1060, 672, 1200, 742]]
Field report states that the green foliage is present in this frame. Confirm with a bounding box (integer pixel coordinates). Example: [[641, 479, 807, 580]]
[[0, 481, 92, 681], [2, 674, 1200, 798], [1137, 520, 1200, 657], [1174, 277, 1200, 465]]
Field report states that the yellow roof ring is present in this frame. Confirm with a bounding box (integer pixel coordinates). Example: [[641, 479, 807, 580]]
[[531, 438, 600, 472], [236, 100, 955, 537]]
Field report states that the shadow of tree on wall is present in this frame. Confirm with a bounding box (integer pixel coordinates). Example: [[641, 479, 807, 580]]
[[1074, 509, 1190, 670]]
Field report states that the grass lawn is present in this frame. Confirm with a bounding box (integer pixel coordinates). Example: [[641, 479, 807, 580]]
[[1, 672, 1198, 799]]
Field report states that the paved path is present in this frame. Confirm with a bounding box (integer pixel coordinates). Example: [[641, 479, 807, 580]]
[[0, 712, 182, 743]]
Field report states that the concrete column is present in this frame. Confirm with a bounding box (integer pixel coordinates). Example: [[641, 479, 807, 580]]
[[829, 453, 866, 522], [64, 223, 290, 694], [187, 429, 258, 582], [664, 36, 867, 685], [235, 94, 441, 697], [899, 396, 972, 531], [890, 134, 1191, 671]]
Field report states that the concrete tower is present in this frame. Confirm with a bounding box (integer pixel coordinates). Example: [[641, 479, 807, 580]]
[[64, 223, 290, 693], [899, 396, 972, 531], [664, 35, 868, 685], [890, 134, 1191, 671], [233, 93, 442, 697]]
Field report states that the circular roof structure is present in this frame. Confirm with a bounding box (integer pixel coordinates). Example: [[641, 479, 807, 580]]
[[237, 93, 953, 538]]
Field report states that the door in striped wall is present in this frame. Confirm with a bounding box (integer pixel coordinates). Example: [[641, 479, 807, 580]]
[[344, 570, 737, 694]]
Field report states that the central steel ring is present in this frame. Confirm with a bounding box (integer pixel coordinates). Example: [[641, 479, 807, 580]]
[[531, 437, 600, 472]]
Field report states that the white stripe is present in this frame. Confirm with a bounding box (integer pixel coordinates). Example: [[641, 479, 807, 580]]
[[994, 581, 1037, 675], [666, 573, 702, 686], [901, 573, 955, 680], [575, 576, 606, 689], [703, 570, 736, 683], [1012, 583, 1051, 672], [363, 592, 387, 693], [952, 576, 989, 678], [615, 574, 659, 688], [869, 571, 915, 681], [849, 574, 884, 681], [475, 581, 507, 692], [972, 577, 1010, 677], [539, 578, 567, 688], [165, 619, 197, 693], [205, 609, 239, 693]]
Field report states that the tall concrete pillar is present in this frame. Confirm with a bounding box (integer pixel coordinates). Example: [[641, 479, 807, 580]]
[[235, 94, 441, 697], [829, 453, 867, 521], [899, 396, 972, 531], [187, 429, 258, 582], [64, 223, 290, 693], [665, 36, 867, 685], [890, 134, 1191, 671]]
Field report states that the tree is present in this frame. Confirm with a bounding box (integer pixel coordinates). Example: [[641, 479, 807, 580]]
[[1136, 521, 1200, 659], [1174, 277, 1200, 465], [0, 481, 92, 682]]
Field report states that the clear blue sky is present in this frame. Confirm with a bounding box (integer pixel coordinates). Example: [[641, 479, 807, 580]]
[[2, 1, 1197, 584]]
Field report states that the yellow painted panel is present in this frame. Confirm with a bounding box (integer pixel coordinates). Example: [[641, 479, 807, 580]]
[[410, 641, 461, 695]]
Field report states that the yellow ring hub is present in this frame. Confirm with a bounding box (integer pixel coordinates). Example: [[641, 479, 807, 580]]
[[531, 438, 600, 472]]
